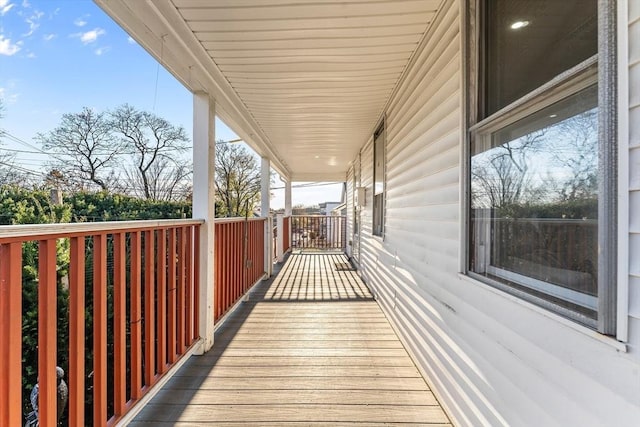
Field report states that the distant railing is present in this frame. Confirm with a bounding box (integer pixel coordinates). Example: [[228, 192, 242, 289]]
[[291, 215, 346, 250], [492, 217, 598, 295], [272, 220, 278, 262], [214, 217, 266, 322], [283, 216, 291, 253], [0, 219, 202, 427], [273, 215, 292, 263]]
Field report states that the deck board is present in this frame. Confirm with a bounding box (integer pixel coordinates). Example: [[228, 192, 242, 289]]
[[131, 253, 452, 426]]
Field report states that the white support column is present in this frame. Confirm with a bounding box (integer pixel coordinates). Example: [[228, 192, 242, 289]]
[[261, 157, 272, 276], [192, 92, 215, 354], [284, 180, 292, 255], [276, 213, 284, 262], [261, 157, 271, 218], [284, 180, 292, 216]]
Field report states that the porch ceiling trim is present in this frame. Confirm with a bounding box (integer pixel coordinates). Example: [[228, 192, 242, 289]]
[[95, 0, 292, 179]]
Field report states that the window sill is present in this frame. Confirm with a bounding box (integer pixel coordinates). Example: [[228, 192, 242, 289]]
[[457, 273, 627, 353]]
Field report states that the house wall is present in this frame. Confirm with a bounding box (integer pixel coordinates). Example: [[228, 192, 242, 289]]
[[350, 0, 640, 425], [627, 0, 640, 353]]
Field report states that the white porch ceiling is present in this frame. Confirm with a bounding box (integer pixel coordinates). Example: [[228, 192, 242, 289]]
[[95, 0, 441, 181]]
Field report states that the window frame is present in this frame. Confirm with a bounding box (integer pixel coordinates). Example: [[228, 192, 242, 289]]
[[372, 120, 386, 238], [463, 0, 617, 334]]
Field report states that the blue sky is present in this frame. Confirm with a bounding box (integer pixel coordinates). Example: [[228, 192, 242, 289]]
[[0, 0, 342, 207]]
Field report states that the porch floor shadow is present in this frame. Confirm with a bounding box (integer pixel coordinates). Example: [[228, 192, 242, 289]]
[[129, 252, 453, 426]]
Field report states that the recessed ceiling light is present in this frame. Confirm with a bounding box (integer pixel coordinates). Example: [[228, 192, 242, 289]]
[[510, 20, 529, 30], [314, 155, 320, 159], [549, 114, 558, 118]]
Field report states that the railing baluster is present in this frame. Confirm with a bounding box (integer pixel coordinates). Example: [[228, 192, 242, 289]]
[[213, 223, 219, 321], [185, 226, 193, 347], [245, 222, 251, 292], [113, 232, 127, 417], [93, 234, 108, 424], [157, 229, 167, 374], [0, 242, 22, 426], [167, 228, 177, 364], [237, 222, 243, 303], [69, 237, 85, 426], [38, 239, 58, 426], [228, 223, 233, 312], [130, 231, 143, 400], [144, 230, 156, 386], [177, 228, 186, 355], [193, 227, 200, 340]]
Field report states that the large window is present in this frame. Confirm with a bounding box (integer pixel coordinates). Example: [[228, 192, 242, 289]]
[[373, 123, 385, 237], [467, 0, 616, 332]]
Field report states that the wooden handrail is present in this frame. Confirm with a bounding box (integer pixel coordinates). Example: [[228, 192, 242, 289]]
[[0, 219, 204, 241]]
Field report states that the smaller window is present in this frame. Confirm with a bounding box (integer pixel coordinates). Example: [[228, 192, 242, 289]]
[[373, 123, 385, 237]]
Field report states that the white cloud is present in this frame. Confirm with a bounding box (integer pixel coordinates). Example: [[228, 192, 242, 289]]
[[0, 35, 21, 55], [26, 51, 35, 58], [94, 46, 110, 56], [0, 87, 20, 105], [22, 10, 43, 37], [43, 33, 55, 41], [74, 17, 87, 27], [127, 36, 136, 45], [21, 0, 29, 7], [72, 27, 105, 45], [0, 0, 14, 16]]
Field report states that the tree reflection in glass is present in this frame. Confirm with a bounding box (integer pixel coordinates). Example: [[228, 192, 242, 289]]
[[470, 85, 599, 318]]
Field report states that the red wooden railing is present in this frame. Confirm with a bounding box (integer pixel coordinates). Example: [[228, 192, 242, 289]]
[[0, 219, 202, 427], [214, 218, 266, 322]]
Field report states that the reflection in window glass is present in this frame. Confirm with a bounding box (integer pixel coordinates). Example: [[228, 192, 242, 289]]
[[373, 124, 385, 237], [470, 86, 598, 320]]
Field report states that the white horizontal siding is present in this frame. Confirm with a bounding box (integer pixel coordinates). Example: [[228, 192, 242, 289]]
[[628, 0, 640, 353], [351, 0, 640, 425]]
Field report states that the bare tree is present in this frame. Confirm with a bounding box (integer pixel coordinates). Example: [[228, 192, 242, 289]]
[[123, 157, 192, 201], [110, 104, 190, 201], [0, 100, 29, 187], [0, 100, 14, 184], [0, 98, 4, 139], [552, 109, 598, 201], [215, 142, 261, 217], [37, 107, 122, 191], [471, 131, 546, 209]]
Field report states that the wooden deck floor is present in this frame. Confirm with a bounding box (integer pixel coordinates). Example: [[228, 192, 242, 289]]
[[130, 252, 452, 426]]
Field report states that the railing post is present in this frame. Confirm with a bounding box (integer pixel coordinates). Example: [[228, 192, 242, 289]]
[[0, 242, 22, 426], [261, 157, 272, 276], [264, 217, 273, 277], [193, 92, 216, 354], [276, 213, 284, 262], [285, 180, 292, 216]]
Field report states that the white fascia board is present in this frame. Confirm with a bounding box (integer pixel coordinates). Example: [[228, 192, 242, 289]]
[[93, 0, 291, 180]]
